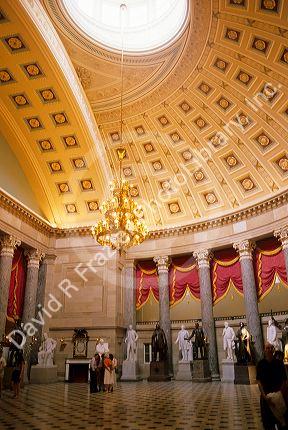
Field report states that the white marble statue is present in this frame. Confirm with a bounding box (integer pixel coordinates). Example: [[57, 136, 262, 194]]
[[175, 324, 193, 362], [38, 333, 57, 367], [267, 318, 282, 351], [96, 338, 109, 356], [124, 325, 138, 361], [222, 322, 235, 360]]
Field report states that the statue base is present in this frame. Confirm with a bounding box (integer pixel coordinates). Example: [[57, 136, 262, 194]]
[[121, 360, 141, 381], [148, 361, 170, 381], [174, 361, 192, 381], [192, 359, 211, 382], [221, 359, 235, 383], [234, 364, 256, 385], [30, 365, 58, 384]]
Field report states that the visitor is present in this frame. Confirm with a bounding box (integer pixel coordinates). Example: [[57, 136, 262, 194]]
[[103, 353, 113, 393], [90, 353, 101, 393], [256, 343, 288, 429], [0, 349, 6, 398], [11, 348, 25, 399], [109, 353, 118, 391]]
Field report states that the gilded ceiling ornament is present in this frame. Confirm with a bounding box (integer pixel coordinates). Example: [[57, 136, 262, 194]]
[[75, 66, 91, 89], [41, 89, 55, 101], [66, 204, 77, 213], [199, 82, 211, 94], [73, 158, 85, 169], [58, 183, 69, 193], [210, 134, 222, 147], [218, 98, 230, 109], [179, 101, 191, 113], [123, 167, 132, 177], [257, 133, 271, 147], [14, 95, 28, 106], [282, 51, 288, 64], [130, 186, 139, 197], [144, 143, 154, 153], [262, 0, 277, 10], [278, 157, 288, 171], [230, 0, 245, 4], [226, 29, 239, 41], [88, 201, 99, 211], [214, 58, 228, 71], [7, 36, 23, 50], [81, 180, 93, 190], [182, 150, 193, 161], [262, 85, 276, 100], [195, 117, 206, 129], [238, 72, 251, 84], [50, 161, 62, 172], [194, 170, 204, 181], [53, 113, 67, 124], [110, 132, 120, 142], [28, 117, 41, 128], [226, 155, 238, 167], [158, 116, 169, 126], [170, 132, 181, 142], [39, 140, 52, 151], [238, 114, 249, 126], [135, 126, 145, 135], [152, 161, 163, 171], [64, 136, 77, 147], [24, 63, 42, 77], [241, 178, 255, 190], [169, 202, 180, 214], [0, 70, 12, 82], [161, 180, 171, 191], [205, 193, 217, 204], [254, 39, 266, 51]]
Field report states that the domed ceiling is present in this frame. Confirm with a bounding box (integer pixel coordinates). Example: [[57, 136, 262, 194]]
[[0, 0, 288, 231]]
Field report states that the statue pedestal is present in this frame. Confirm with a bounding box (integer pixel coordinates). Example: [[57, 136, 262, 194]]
[[175, 362, 192, 381], [192, 359, 211, 382], [148, 361, 170, 381], [121, 360, 141, 381], [30, 365, 58, 384], [234, 364, 256, 385], [221, 359, 235, 383]]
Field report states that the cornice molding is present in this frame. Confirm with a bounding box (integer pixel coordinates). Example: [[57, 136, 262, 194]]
[[0, 189, 288, 240]]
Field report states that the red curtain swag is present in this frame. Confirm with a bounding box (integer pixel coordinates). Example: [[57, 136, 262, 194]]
[[6, 247, 27, 322]]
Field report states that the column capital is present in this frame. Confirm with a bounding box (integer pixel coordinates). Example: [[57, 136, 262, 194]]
[[0, 234, 21, 258], [274, 225, 288, 249], [25, 249, 45, 269], [153, 256, 170, 272], [233, 239, 255, 260], [193, 249, 212, 268]]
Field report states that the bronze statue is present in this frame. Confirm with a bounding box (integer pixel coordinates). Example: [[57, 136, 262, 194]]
[[235, 322, 251, 364], [151, 322, 167, 362], [185, 322, 207, 360]]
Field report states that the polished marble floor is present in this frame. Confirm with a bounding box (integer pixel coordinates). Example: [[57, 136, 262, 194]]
[[0, 381, 263, 430]]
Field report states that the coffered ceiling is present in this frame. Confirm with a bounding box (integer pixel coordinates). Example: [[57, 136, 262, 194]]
[[0, 0, 288, 230]]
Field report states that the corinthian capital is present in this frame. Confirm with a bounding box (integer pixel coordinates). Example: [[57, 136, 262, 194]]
[[274, 225, 288, 249], [25, 249, 45, 268], [153, 256, 170, 272], [233, 239, 255, 260], [193, 249, 211, 269], [0, 235, 21, 258]]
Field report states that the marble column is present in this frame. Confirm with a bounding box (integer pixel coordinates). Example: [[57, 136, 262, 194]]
[[22, 249, 44, 326], [153, 256, 172, 374], [124, 260, 136, 328], [0, 235, 21, 337], [274, 225, 288, 282], [233, 240, 263, 362], [193, 249, 219, 380]]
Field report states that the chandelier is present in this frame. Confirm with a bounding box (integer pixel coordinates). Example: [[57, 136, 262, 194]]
[[91, 4, 148, 252]]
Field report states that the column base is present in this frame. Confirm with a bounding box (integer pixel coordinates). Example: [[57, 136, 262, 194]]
[[221, 359, 235, 383], [234, 364, 256, 385], [148, 361, 171, 381], [192, 359, 211, 382], [121, 360, 142, 381], [174, 361, 192, 381], [30, 365, 58, 384]]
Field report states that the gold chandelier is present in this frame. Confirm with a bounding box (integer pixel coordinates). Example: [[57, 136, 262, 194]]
[[91, 4, 148, 252]]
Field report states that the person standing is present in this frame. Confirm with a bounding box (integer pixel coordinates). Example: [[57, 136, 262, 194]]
[[0, 349, 6, 398], [103, 353, 113, 393], [256, 343, 288, 429], [109, 353, 118, 392], [11, 348, 25, 399], [90, 353, 101, 393]]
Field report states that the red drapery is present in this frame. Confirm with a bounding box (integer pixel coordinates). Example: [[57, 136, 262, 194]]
[[136, 260, 158, 309], [211, 248, 243, 304], [169, 255, 200, 305], [255, 237, 287, 300], [7, 247, 27, 322]]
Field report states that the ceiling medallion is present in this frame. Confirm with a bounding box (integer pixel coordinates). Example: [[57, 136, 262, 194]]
[[257, 133, 271, 147], [226, 155, 238, 167], [39, 139, 53, 151], [169, 202, 181, 214], [254, 39, 267, 51], [0, 69, 13, 83], [182, 150, 193, 161], [262, 0, 277, 11], [87, 201, 99, 212], [194, 170, 205, 181], [179, 101, 192, 113], [205, 193, 217, 205], [91, 5, 148, 253], [241, 178, 255, 191], [66, 203, 77, 214], [278, 157, 288, 171]]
